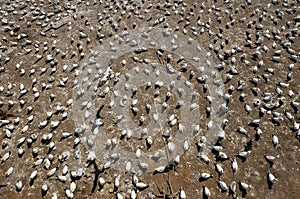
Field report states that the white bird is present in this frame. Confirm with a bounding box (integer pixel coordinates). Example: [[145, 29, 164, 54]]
[[125, 161, 131, 173], [199, 154, 210, 164], [217, 180, 228, 192], [5, 166, 14, 177], [114, 177, 120, 188], [70, 181, 76, 192], [42, 183, 48, 192], [136, 182, 148, 189], [62, 165, 69, 175], [99, 177, 106, 186], [1, 152, 10, 162], [272, 134, 279, 148], [15, 180, 23, 191], [57, 175, 67, 182], [65, 189, 74, 198], [47, 167, 57, 177], [30, 170, 38, 179], [239, 182, 250, 191], [215, 164, 224, 175], [179, 187, 186, 198], [155, 166, 166, 173], [232, 158, 238, 173], [203, 186, 211, 197], [230, 181, 237, 194], [268, 172, 277, 185], [201, 172, 213, 179], [131, 189, 137, 199]]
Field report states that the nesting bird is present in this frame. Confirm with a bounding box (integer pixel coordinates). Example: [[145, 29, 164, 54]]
[[0, 1, 297, 199]]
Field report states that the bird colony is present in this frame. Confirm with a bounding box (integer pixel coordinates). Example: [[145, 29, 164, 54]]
[[0, 0, 299, 199]]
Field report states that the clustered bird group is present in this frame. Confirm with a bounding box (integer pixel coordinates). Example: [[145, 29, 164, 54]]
[[0, 0, 299, 198]]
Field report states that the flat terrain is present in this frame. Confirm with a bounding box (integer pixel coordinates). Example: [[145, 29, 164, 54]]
[[0, 0, 300, 198]]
